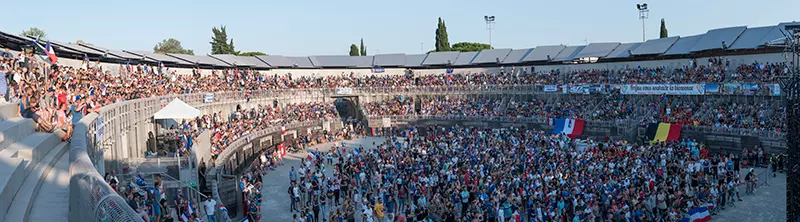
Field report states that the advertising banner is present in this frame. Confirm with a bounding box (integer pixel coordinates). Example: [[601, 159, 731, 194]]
[[741, 84, 759, 96], [203, 93, 215, 103], [543, 85, 558, 92], [768, 84, 781, 96], [335, 88, 353, 95], [703, 84, 719, 94], [723, 84, 741, 95], [568, 85, 590, 94], [621, 84, 704, 95], [95, 115, 104, 144]]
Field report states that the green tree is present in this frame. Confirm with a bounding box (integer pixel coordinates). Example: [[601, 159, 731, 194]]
[[660, 18, 669, 38], [210, 25, 239, 54], [349, 44, 360, 56], [21, 27, 47, 40], [435, 17, 451, 52], [153, 38, 195, 55], [450, 42, 492, 52], [239, 51, 267, 56], [359, 38, 366, 56]]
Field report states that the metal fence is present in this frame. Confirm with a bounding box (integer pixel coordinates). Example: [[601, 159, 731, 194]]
[[684, 125, 786, 139], [70, 112, 145, 222], [214, 120, 325, 165], [369, 114, 785, 139]]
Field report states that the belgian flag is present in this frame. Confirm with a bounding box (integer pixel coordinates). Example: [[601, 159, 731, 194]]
[[645, 123, 681, 142]]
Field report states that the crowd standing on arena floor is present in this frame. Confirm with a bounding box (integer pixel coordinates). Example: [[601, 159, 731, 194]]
[[285, 126, 784, 222]]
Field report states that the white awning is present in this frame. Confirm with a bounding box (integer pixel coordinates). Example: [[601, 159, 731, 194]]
[[153, 98, 202, 120]]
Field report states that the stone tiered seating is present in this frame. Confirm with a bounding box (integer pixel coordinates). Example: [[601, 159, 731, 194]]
[[0, 103, 70, 221]]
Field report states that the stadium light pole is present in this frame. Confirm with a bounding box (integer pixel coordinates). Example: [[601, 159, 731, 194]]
[[484, 15, 496, 48], [636, 3, 649, 41]]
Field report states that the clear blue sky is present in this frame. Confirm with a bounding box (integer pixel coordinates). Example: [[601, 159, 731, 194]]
[[2, 0, 798, 56]]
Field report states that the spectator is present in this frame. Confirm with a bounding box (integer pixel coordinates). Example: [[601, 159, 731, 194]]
[[204, 197, 217, 222]]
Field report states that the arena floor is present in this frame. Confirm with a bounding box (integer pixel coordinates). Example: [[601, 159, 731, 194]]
[[258, 136, 788, 222], [260, 136, 387, 222], [712, 168, 787, 222]]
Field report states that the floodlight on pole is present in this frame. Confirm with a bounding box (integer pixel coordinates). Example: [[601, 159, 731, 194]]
[[484, 15, 496, 48], [636, 3, 649, 42]]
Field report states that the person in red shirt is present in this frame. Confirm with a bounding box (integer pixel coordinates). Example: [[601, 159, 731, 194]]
[[56, 86, 67, 108]]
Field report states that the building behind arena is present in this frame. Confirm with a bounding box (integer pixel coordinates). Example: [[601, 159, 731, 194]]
[[0, 21, 795, 221]]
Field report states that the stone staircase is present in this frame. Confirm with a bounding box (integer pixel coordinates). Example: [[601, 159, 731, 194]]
[[0, 103, 71, 222]]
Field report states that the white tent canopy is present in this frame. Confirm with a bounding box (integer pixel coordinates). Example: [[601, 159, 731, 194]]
[[153, 98, 202, 120]]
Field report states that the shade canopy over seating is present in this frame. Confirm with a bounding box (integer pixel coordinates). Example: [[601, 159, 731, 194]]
[[522, 45, 566, 62], [501, 48, 533, 64], [574, 43, 620, 58], [471, 49, 512, 64], [422, 51, 460, 65], [605, 43, 642, 59], [453, 52, 478, 65], [373, 54, 406, 67], [153, 98, 202, 120], [630, 37, 679, 55], [404, 54, 428, 67], [552, 45, 585, 62]]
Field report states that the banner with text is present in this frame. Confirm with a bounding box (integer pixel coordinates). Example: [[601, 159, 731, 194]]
[[621, 84, 704, 95], [204, 93, 215, 103], [768, 84, 781, 96], [543, 85, 558, 92], [336, 88, 354, 95]]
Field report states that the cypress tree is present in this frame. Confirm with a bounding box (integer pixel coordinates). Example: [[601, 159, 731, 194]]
[[660, 18, 669, 38], [360, 38, 366, 56]]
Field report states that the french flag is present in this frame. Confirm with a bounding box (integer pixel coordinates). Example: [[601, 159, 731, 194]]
[[679, 205, 712, 222], [31, 40, 58, 64], [550, 118, 585, 138], [44, 41, 58, 63]]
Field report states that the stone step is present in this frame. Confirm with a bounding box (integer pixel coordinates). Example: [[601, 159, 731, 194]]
[[0, 103, 19, 121], [0, 118, 35, 152], [27, 146, 71, 222], [0, 132, 62, 173], [3, 142, 68, 222], [0, 131, 62, 219], [0, 157, 27, 220]]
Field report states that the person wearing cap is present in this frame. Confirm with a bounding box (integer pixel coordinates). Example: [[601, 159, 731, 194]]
[[745, 168, 756, 194], [69, 95, 86, 124]]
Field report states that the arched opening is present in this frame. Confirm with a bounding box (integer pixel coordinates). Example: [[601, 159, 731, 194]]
[[334, 97, 359, 120]]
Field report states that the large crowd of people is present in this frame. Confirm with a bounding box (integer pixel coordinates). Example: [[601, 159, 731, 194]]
[[174, 102, 338, 160], [287, 126, 779, 222], [1, 49, 786, 144], [363, 94, 785, 132], [244, 125, 363, 221], [0, 47, 790, 222]]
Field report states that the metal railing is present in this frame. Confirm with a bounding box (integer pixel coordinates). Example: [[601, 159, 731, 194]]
[[214, 120, 325, 164], [70, 112, 145, 222], [69, 90, 320, 222], [684, 125, 786, 139], [368, 114, 638, 127], [369, 114, 786, 139]]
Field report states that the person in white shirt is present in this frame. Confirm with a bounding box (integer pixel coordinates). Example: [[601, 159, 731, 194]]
[[204, 198, 217, 222]]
